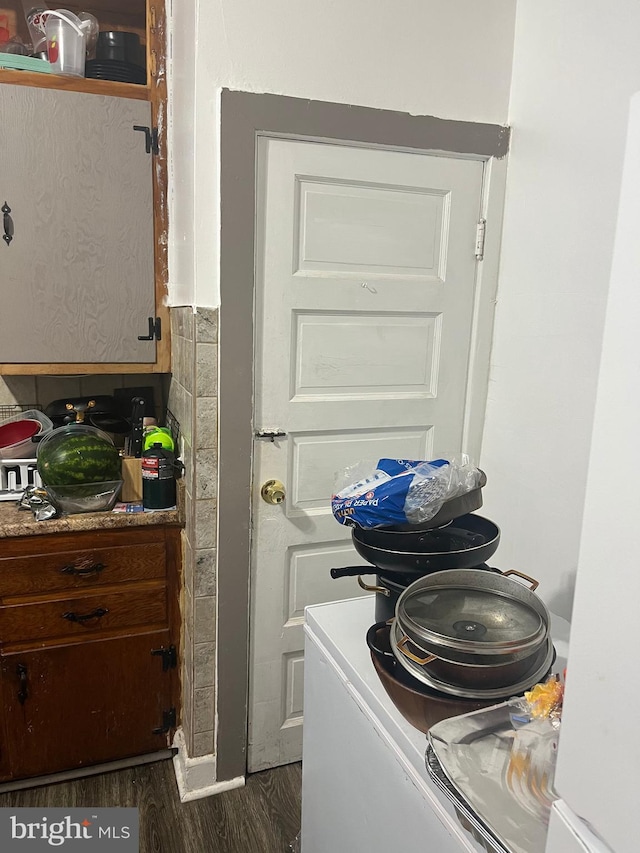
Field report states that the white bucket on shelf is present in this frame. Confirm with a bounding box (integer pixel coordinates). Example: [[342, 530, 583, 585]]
[[44, 10, 89, 77]]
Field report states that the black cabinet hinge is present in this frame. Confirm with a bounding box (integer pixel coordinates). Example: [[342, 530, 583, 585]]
[[151, 644, 177, 671], [152, 707, 176, 735], [17, 663, 28, 706], [138, 316, 162, 341], [133, 124, 159, 155]]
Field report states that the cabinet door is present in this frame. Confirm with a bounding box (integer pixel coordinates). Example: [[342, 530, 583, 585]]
[[0, 84, 156, 364], [1, 630, 174, 779], [0, 671, 11, 782]]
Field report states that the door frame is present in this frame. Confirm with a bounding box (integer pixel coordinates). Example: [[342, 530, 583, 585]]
[[217, 89, 510, 781]]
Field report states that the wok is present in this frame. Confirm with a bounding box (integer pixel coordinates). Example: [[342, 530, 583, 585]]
[[390, 619, 553, 691], [390, 616, 556, 699], [330, 513, 500, 580], [366, 621, 495, 732]]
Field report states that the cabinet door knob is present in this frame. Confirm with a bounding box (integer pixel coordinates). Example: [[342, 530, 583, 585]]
[[62, 607, 109, 623]]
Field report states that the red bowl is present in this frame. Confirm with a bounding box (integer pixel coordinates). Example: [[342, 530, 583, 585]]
[[0, 419, 41, 450]]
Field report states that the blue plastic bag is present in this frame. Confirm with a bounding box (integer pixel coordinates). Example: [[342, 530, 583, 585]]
[[331, 458, 450, 528]]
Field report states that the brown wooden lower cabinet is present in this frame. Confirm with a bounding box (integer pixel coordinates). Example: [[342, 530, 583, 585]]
[[0, 523, 182, 782], [1, 631, 174, 780]]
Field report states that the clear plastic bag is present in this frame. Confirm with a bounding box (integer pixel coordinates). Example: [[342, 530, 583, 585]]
[[404, 454, 481, 524], [331, 454, 481, 528], [505, 718, 559, 820], [505, 675, 565, 821]]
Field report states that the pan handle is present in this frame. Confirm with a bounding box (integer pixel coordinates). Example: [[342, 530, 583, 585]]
[[365, 621, 396, 660], [501, 569, 539, 592], [330, 566, 376, 579], [397, 634, 438, 666], [357, 576, 390, 596]]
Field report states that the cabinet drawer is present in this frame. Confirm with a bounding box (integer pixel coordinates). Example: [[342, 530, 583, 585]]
[[0, 542, 166, 598], [0, 584, 167, 645]]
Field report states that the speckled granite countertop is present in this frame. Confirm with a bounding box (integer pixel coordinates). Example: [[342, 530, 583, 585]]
[[0, 484, 185, 539]]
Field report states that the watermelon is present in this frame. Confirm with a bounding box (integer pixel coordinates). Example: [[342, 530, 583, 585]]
[[37, 427, 121, 486]]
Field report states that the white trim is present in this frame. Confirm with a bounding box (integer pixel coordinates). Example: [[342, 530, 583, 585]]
[[172, 728, 245, 802], [462, 154, 508, 462]]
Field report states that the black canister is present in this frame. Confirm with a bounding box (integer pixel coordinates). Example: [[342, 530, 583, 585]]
[[142, 443, 176, 510]]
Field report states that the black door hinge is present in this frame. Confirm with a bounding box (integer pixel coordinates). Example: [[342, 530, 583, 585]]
[[152, 707, 176, 735], [16, 663, 28, 706], [133, 125, 159, 155], [138, 316, 162, 341], [151, 644, 177, 671]]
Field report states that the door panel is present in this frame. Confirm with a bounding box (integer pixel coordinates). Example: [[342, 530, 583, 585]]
[[249, 138, 485, 771], [0, 84, 155, 363], [291, 311, 440, 399], [285, 540, 364, 620], [288, 427, 431, 513], [295, 177, 447, 277]]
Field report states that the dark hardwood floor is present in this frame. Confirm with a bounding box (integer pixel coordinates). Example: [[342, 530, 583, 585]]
[[0, 758, 302, 853]]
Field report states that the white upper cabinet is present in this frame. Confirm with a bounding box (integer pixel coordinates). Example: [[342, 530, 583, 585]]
[[0, 84, 156, 364]]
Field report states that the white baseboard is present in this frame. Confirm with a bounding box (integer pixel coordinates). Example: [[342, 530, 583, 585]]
[[172, 728, 245, 802]]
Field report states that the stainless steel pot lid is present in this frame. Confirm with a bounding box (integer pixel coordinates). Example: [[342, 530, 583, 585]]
[[391, 619, 556, 700], [403, 587, 542, 646], [396, 569, 550, 657]]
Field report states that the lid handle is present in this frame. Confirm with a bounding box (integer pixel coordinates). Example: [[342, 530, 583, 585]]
[[501, 569, 539, 591], [396, 634, 438, 666]]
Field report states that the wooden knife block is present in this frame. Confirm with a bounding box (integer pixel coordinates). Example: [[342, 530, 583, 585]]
[[121, 457, 142, 502]]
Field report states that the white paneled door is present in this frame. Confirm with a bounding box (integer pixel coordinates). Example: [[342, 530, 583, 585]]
[[248, 138, 486, 771]]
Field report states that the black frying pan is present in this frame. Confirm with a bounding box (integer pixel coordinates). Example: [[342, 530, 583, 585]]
[[87, 413, 132, 434], [330, 513, 500, 579]]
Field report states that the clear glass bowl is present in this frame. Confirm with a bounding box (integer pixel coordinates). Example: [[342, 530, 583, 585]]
[[36, 424, 120, 487], [46, 480, 123, 514]]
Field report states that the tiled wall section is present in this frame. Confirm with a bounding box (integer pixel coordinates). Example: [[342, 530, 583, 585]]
[[168, 307, 218, 759]]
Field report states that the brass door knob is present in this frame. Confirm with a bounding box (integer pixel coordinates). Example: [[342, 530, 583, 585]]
[[261, 479, 286, 505]]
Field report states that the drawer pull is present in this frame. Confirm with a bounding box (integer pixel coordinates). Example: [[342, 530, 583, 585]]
[[17, 664, 28, 705], [62, 607, 109, 623], [60, 562, 106, 577]]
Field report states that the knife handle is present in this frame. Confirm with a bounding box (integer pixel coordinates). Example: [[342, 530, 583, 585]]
[[130, 397, 146, 457]]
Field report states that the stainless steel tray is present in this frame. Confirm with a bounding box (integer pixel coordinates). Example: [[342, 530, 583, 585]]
[[427, 703, 554, 853], [426, 745, 508, 853]]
